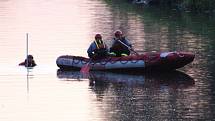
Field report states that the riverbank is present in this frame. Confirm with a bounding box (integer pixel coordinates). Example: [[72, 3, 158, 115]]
[[132, 0, 215, 15]]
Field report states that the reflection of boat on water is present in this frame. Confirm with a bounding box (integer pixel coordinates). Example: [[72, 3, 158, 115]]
[[57, 69, 194, 89]]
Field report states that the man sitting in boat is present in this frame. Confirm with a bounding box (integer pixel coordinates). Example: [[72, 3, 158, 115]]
[[109, 30, 133, 57], [87, 34, 109, 60], [19, 55, 37, 67]]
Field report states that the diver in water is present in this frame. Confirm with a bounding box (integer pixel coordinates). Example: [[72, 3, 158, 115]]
[[19, 55, 37, 67]]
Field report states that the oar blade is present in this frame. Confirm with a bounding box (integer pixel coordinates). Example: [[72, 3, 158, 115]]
[[80, 64, 90, 73]]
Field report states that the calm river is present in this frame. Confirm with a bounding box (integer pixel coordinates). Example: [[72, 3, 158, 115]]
[[0, 0, 215, 120]]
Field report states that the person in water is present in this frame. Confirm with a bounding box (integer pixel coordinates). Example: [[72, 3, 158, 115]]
[[19, 55, 37, 67], [109, 30, 133, 57], [87, 34, 109, 60]]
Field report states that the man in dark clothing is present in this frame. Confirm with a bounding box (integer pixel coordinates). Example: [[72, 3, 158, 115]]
[[19, 55, 37, 67], [109, 30, 133, 57]]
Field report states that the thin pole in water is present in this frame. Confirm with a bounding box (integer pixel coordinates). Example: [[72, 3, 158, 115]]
[[26, 33, 29, 66], [26, 33, 29, 93]]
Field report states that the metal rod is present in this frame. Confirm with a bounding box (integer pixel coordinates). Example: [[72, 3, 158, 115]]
[[26, 33, 29, 66]]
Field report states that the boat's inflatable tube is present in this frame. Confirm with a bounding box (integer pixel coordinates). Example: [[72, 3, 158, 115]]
[[56, 51, 195, 71]]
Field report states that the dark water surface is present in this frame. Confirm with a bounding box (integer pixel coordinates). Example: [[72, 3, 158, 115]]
[[0, 0, 215, 120]]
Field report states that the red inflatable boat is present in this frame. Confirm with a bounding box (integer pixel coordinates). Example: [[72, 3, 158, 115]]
[[56, 51, 195, 71]]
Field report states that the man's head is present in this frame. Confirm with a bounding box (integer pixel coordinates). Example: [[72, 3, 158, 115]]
[[114, 30, 123, 39], [27, 55, 34, 61], [95, 34, 102, 40]]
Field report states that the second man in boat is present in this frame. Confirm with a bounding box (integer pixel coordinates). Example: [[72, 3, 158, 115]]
[[109, 30, 133, 57]]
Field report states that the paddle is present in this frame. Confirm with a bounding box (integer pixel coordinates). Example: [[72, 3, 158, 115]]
[[80, 59, 91, 73], [116, 39, 139, 55]]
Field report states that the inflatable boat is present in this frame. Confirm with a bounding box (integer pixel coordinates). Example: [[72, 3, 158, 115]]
[[56, 51, 195, 71]]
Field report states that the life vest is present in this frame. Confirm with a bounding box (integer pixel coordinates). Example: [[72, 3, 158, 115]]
[[91, 40, 108, 60], [94, 40, 106, 50]]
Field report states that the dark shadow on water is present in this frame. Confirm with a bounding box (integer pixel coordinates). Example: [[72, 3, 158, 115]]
[[57, 69, 194, 89]]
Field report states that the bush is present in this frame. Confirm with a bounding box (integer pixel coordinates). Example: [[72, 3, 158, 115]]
[[177, 0, 215, 12]]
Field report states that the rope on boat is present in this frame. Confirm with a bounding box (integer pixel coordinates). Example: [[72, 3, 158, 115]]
[[60, 55, 145, 66], [73, 58, 81, 64]]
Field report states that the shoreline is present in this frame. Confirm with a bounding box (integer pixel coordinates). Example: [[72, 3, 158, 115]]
[[130, 0, 215, 15]]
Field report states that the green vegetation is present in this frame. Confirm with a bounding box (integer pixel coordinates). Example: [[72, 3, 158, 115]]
[[106, 0, 215, 13], [174, 0, 215, 13], [151, 0, 215, 13]]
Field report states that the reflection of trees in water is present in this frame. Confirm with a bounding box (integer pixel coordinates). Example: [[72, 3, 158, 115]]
[[57, 69, 197, 120], [88, 71, 195, 121]]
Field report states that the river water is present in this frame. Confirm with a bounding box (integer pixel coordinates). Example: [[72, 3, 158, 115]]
[[0, 0, 215, 120]]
